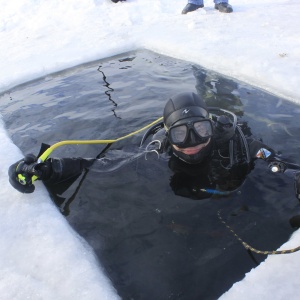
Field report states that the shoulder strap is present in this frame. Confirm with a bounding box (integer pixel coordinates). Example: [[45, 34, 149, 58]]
[[140, 121, 164, 146]]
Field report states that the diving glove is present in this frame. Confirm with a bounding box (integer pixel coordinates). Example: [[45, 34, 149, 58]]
[[8, 154, 52, 193]]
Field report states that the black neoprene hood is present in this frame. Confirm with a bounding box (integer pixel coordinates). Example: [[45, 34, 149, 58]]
[[163, 92, 209, 128]]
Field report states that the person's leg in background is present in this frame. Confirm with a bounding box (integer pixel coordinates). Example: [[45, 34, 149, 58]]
[[182, 0, 233, 14], [182, 0, 204, 14], [214, 0, 233, 13]]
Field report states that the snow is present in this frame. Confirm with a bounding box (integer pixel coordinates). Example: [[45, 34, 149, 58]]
[[0, 0, 300, 299]]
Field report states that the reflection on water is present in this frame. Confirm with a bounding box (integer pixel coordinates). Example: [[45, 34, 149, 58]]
[[193, 65, 244, 116], [1, 50, 300, 300]]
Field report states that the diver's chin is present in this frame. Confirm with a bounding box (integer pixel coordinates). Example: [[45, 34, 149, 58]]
[[172, 138, 211, 155]]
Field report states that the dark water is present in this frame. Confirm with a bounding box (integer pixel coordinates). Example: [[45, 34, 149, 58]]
[[1, 50, 300, 300]]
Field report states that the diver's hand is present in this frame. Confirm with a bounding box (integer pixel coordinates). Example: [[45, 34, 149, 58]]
[[8, 154, 51, 193], [295, 172, 300, 200]]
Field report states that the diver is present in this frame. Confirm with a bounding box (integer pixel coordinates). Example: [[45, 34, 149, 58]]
[[8, 92, 300, 202]]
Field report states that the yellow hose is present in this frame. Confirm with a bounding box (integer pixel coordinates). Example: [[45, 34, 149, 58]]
[[32, 116, 163, 182]]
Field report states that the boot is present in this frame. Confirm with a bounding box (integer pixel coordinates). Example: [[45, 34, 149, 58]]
[[215, 2, 233, 13], [182, 4, 204, 14]]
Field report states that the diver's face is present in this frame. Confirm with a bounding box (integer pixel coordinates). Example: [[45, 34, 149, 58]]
[[172, 138, 211, 155], [168, 118, 213, 149]]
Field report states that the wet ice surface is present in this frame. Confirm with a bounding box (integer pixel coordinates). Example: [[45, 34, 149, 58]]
[[1, 50, 300, 299]]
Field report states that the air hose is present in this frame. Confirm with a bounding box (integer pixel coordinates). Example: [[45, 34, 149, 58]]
[[31, 116, 163, 182]]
